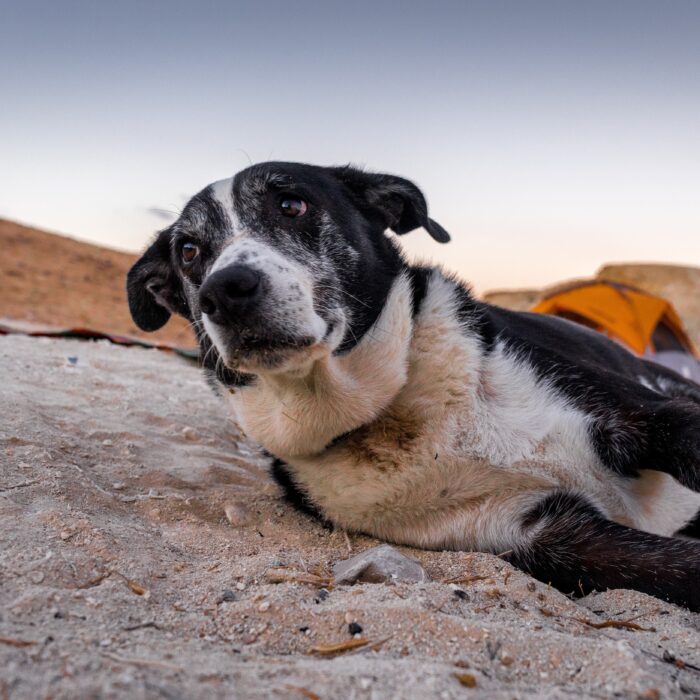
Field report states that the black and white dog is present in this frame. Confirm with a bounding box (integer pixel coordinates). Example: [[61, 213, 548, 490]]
[[128, 162, 700, 610]]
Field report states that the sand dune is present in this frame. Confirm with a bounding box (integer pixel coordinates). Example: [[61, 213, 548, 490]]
[[0, 218, 195, 348]]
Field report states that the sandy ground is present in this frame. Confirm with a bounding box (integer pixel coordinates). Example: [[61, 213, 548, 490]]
[[2, 334, 700, 700]]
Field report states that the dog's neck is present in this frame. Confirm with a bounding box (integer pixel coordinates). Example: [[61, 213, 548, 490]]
[[226, 272, 415, 458]]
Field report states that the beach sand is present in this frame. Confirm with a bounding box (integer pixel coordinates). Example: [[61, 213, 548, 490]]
[[2, 333, 699, 699]]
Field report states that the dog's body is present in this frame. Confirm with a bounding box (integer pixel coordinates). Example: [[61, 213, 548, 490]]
[[128, 162, 700, 610]]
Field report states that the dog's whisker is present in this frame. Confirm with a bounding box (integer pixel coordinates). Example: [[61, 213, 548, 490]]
[[313, 284, 372, 309]]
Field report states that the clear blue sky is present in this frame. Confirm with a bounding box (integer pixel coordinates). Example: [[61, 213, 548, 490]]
[[1, 0, 699, 292]]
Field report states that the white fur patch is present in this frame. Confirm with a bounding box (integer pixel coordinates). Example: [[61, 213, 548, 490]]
[[209, 178, 237, 232]]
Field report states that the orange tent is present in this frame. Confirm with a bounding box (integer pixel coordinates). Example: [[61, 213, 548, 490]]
[[531, 281, 696, 357]]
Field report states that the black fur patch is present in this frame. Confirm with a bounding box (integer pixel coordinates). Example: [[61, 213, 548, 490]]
[[679, 509, 700, 539], [269, 457, 329, 524], [126, 227, 192, 331], [513, 491, 700, 610]]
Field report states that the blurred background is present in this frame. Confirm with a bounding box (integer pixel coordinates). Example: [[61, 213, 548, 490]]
[[1, 0, 699, 350]]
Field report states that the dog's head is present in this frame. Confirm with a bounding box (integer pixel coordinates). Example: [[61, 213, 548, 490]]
[[127, 162, 449, 378]]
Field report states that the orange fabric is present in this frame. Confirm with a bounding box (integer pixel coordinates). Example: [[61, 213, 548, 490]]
[[531, 283, 694, 355]]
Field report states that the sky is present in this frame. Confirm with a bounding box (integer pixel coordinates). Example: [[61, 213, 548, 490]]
[[1, 0, 699, 293]]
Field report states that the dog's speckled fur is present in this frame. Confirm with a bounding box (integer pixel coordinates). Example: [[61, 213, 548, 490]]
[[128, 161, 700, 610]]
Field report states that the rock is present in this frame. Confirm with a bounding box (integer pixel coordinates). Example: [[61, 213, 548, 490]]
[[181, 426, 199, 442], [332, 545, 429, 585], [224, 502, 252, 527], [218, 589, 236, 603]]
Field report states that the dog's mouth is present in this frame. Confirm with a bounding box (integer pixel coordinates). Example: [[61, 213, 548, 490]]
[[223, 334, 311, 366], [218, 321, 340, 373]]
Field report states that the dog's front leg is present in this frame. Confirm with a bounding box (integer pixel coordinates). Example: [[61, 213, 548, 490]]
[[510, 492, 700, 611]]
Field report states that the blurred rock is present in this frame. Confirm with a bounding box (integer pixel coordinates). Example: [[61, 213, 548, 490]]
[[333, 544, 429, 584]]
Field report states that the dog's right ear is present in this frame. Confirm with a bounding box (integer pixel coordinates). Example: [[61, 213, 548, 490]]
[[126, 228, 190, 332]]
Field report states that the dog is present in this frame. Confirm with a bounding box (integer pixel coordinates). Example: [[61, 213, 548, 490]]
[[127, 161, 700, 610]]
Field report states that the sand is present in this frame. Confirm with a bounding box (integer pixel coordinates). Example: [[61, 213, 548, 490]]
[[2, 333, 700, 699], [0, 218, 195, 348]]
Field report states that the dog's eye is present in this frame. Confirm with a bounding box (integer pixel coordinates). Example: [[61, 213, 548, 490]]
[[279, 198, 307, 218], [181, 242, 199, 264]]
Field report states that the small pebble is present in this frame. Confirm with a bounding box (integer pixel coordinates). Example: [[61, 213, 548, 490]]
[[181, 427, 198, 441], [102, 439, 113, 447], [225, 502, 252, 527], [348, 622, 363, 635], [235, 582, 246, 591], [454, 672, 477, 688], [219, 589, 236, 603], [314, 589, 329, 603], [258, 601, 271, 612], [112, 482, 126, 491]]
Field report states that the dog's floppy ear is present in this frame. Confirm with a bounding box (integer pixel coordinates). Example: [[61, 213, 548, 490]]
[[329, 165, 450, 243], [126, 228, 190, 332]]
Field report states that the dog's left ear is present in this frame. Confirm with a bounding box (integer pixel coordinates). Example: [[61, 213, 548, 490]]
[[126, 227, 191, 332], [329, 166, 450, 243]]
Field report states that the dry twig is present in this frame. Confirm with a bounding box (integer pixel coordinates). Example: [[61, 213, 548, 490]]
[[0, 636, 36, 648], [282, 685, 321, 700], [266, 568, 332, 588], [442, 574, 488, 585], [577, 618, 656, 632], [308, 637, 370, 656], [100, 652, 183, 672]]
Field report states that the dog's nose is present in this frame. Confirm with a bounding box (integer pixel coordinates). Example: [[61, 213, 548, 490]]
[[199, 265, 262, 323]]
